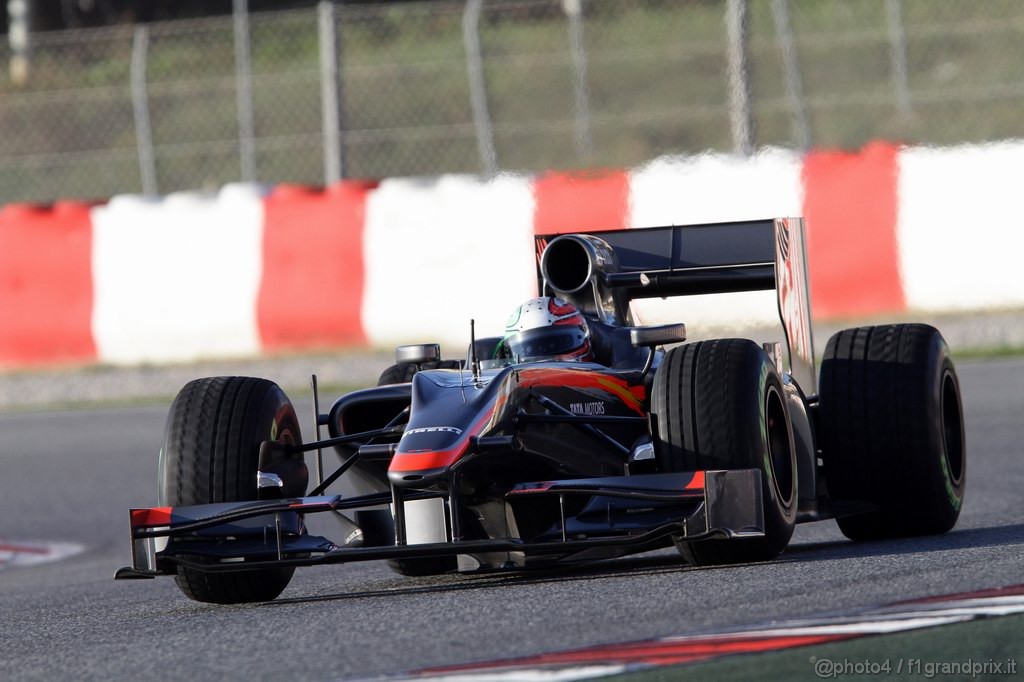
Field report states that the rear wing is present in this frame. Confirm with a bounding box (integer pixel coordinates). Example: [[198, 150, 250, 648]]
[[535, 219, 816, 393]]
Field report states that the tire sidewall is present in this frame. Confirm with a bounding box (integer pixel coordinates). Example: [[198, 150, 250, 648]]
[[741, 353, 798, 549], [923, 336, 966, 524]]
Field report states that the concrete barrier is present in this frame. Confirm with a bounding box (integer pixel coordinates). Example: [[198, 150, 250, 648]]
[[91, 185, 265, 365], [0, 201, 95, 366], [2, 140, 1022, 368], [258, 181, 374, 352], [361, 174, 536, 351]]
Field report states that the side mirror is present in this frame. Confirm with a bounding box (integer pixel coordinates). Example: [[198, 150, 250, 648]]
[[395, 343, 441, 365], [629, 324, 686, 381], [629, 323, 687, 348]]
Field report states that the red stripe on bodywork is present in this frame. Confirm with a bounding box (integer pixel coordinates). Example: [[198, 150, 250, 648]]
[[533, 169, 630, 235], [131, 507, 173, 527], [801, 142, 905, 318], [257, 181, 376, 351], [390, 368, 644, 474], [683, 471, 705, 491], [0, 202, 96, 366], [517, 367, 646, 414], [388, 450, 462, 473], [505, 482, 558, 496], [390, 411, 494, 474]]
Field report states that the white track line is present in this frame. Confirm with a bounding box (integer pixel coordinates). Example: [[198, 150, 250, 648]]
[[0, 539, 86, 571]]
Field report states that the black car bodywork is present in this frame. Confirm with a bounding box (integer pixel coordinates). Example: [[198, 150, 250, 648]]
[[117, 219, 966, 602]]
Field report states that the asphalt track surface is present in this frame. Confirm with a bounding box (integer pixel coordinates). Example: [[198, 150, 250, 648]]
[[1, 357, 1022, 681]]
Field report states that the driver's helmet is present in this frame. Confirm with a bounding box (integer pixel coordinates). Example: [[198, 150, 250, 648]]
[[501, 296, 592, 363]]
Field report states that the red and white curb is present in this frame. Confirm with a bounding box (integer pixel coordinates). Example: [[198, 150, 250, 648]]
[[0, 539, 86, 571], [392, 585, 1024, 681]]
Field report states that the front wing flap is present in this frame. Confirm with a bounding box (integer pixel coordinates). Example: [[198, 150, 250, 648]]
[[116, 469, 763, 579]]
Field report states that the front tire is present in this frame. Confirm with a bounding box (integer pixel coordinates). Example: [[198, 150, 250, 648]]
[[651, 339, 797, 565], [159, 376, 304, 603], [819, 324, 965, 540]]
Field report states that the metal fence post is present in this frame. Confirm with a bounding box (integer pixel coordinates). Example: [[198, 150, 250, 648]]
[[318, 0, 346, 183], [564, 0, 593, 160], [724, 0, 753, 156], [463, 0, 498, 176], [8, 0, 30, 84], [130, 25, 158, 196], [885, 0, 912, 115], [233, 0, 257, 182], [770, 0, 810, 150]]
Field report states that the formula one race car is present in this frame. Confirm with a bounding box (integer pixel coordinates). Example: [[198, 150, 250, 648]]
[[116, 219, 966, 604]]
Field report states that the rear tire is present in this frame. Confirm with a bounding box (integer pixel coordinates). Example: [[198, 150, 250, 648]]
[[377, 361, 460, 577], [159, 376, 303, 603], [651, 339, 797, 565], [819, 324, 965, 540]]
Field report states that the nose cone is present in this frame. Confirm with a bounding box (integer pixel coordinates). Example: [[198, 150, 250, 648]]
[[388, 426, 467, 486], [387, 368, 508, 487]]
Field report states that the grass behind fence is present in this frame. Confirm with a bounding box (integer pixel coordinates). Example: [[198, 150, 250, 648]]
[[1, 0, 1023, 203]]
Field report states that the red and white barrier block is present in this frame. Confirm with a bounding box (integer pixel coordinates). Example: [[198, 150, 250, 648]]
[[91, 186, 266, 364], [2, 140, 1023, 368], [361, 175, 537, 348]]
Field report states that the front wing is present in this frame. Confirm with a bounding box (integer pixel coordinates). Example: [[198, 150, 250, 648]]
[[115, 469, 763, 579]]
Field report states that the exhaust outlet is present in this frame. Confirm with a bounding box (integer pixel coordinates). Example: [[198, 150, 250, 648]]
[[540, 234, 629, 325], [540, 234, 619, 294]]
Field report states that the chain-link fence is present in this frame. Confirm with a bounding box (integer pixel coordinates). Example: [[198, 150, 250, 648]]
[[2, 0, 1024, 204]]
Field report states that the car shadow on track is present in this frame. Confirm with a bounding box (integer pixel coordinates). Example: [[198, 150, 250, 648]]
[[266, 545, 815, 608], [265, 551, 725, 607], [263, 523, 1024, 608], [781, 522, 1024, 563]]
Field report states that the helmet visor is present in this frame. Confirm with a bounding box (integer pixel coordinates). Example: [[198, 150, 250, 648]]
[[503, 327, 586, 362]]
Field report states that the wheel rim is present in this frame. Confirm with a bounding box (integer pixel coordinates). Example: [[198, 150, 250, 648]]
[[765, 385, 795, 508], [941, 370, 965, 486], [277, 426, 297, 447]]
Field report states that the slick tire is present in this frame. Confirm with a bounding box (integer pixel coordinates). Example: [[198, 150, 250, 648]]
[[377, 362, 460, 577], [159, 376, 304, 603], [651, 339, 797, 565], [819, 324, 965, 541]]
